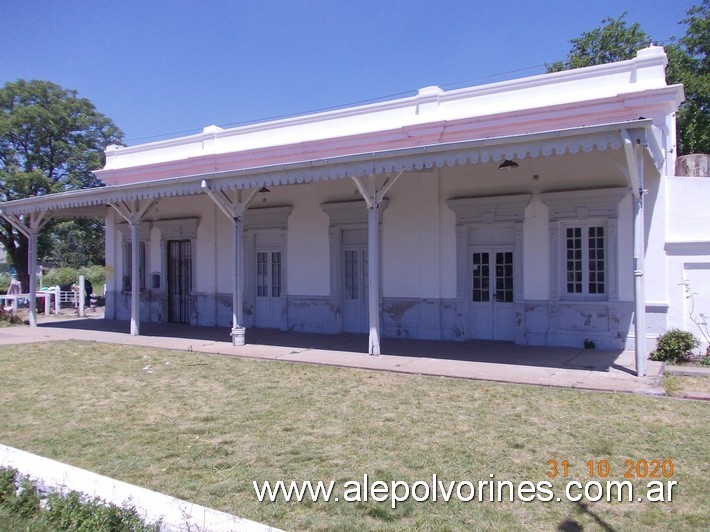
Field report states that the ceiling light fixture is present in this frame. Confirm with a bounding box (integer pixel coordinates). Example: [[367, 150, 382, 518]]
[[498, 159, 519, 170]]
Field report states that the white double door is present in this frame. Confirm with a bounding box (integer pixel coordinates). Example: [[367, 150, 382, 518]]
[[254, 233, 283, 329], [469, 246, 515, 341], [342, 229, 368, 333]]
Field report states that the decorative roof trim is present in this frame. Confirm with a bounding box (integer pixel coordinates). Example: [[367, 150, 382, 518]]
[[0, 120, 652, 216]]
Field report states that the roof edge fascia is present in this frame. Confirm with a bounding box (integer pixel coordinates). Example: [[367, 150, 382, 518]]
[[1, 119, 653, 215], [109, 48, 670, 157]]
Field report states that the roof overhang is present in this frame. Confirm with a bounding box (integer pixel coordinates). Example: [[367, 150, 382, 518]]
[[0, 119, 657, 217]]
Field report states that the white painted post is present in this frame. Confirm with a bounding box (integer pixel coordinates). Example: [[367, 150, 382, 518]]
[[130, 222, 140, 335], [43, 291, 50, 316], [53, 286, 60, 314], [28, 231, 38, 328], [78, 274, 85, 318], [231, 216, 246, 346], [367, 177, 381, 355]]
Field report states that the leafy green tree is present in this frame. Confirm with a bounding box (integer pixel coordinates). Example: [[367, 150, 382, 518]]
[[546, 14, 650, 73], [666, 0, 710, 155], [0, 79, 123, 288], [43, 218, 107, 269], [547, 5, 710, 156]]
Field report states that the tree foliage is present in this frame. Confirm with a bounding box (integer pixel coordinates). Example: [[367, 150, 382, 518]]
[[546, 14, 650, 72], [547, 3, 710, 155], [0, 80, 123, 287], [667, 0, 710, 154]]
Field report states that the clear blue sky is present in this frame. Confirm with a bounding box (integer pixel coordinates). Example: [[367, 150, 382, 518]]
[[1, 0, 696, 146]]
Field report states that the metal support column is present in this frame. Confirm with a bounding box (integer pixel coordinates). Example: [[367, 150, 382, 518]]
[[352, 169, 405, 355], [201, 180, 262, 345], [28, 230, 38, 327], [231, 215, 246, 344], [0, 210, 52, 328], [129, 222, 140, 335], [367, 198, 381, 355], [109, 199, 155, 336]]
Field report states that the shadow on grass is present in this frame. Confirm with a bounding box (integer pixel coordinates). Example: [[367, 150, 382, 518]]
[[558, 501, 617, 531]]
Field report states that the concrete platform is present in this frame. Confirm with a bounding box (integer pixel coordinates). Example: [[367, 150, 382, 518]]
[[0, 314, 664, 395]]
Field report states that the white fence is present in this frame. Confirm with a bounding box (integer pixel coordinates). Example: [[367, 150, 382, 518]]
[[1, 288, 95, 315]]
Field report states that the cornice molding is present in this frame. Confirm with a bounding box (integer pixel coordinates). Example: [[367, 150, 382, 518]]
[[446, 194, 531, 225], [540, 187, 628, 221]]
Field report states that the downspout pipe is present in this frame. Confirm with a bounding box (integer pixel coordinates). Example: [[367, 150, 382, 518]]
[[621, 130, 646, 377]]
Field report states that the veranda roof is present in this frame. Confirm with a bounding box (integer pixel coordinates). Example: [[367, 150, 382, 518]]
[[0, 119, 662, 217]]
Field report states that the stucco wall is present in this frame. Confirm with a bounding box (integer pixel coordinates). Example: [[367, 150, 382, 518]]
[[664, 176, 710, 350], [522, 198, 550, 300], [382, 171, 445, 299], [284, 184, 331, 296], [108, 155, 656, 349]]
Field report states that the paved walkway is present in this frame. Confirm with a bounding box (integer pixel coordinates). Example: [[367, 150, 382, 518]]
[[0, 313, 665, 395]]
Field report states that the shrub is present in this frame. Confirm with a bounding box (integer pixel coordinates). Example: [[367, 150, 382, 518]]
[[0, 272, 10, 293], [80, 264, 106, 290], [43, 267, 81, 288], [0, 468, 16, 503], [0, 468, 159, 531], [42, 265, 105, 292], [46, 491, 159, 531], [0, 307, 23, 326], [0, 469, 41, 518], [11, 477, 41, 517], [650, 329, 699, 364]]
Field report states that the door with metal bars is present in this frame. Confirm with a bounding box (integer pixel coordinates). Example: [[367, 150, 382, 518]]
[[167, 239, 192, 324]]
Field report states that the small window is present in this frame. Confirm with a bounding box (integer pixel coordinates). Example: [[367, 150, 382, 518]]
[[495, 251, 514, 303], [271, 252, 281, 298], [472, 252, 490, 302], [344, 250, 359, 300], [564, 225, 605, 297], [123, 242, 147, 293], [256, 252, 268, 297], [256, 250, 283, 299]]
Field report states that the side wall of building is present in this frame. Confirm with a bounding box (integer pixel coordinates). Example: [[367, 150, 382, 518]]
[[664, 175, 710, 352]]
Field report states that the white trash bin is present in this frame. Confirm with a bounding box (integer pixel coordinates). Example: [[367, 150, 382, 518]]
[[231, 326, 246, 346]]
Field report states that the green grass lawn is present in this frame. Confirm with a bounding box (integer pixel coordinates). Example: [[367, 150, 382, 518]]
[[664, 374, 710, 396], [1, 341, 708, 531]]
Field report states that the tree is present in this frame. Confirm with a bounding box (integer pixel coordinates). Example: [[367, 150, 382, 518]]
[[0, 80, 123, 288], [666, 0, 710, 155], [547, 5, 710, 156], [546, 14, 650, 73], [44, 218, 107, 268]]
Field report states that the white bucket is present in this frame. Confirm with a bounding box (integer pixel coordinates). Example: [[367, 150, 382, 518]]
[[231, 326, 246, 346]]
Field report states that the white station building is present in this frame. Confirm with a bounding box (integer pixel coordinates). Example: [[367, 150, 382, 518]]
[[2, 46, 708, 375]]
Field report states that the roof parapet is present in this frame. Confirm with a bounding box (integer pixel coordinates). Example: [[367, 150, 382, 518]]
[[101, 47, 676, 178]]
